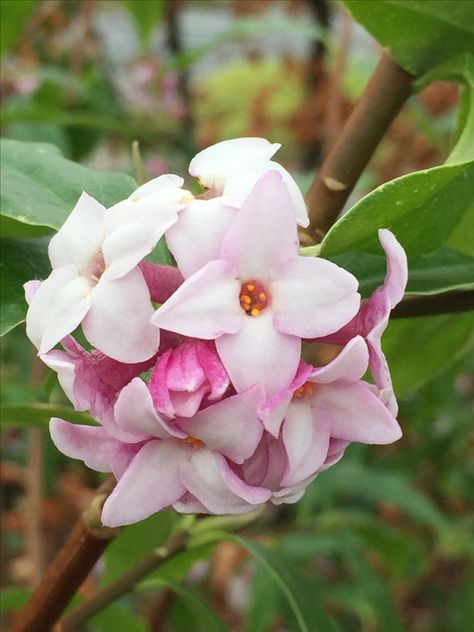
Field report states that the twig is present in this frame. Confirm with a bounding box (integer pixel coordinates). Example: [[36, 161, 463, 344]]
[[10, 476, 118, 632], [25, 428, 44, 586], [303, 53, 414, 243], [391, 290, 474, 319], [54, 529, 189, 631]]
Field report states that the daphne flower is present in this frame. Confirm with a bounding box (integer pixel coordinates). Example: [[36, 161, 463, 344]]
[[153, 171, 361, 398], [242, 336, 402, 503], [317, 229, 408, 414], [166, 137, 309, 277], [50, 382, 269, 525], [26, 175, 188, 362]]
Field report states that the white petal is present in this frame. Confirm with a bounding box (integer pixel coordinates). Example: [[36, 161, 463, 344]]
[[166, 198, 237, 278], [216, 311, 301, 398], [83, 268, 159, 362], [48, 192, 105, 272], [309, 336, 369, 384], [26, 265, 92, 354]]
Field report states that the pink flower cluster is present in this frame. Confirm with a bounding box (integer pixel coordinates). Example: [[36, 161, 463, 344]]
[[25, 138, 407, 526]]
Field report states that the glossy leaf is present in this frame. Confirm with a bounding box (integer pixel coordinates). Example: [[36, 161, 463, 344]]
[[383, 312, 474, 396], [0, 237, 50, 336], [0, 138, 136, 237], [321, 161, 474, 295], [342, 0, 474, 76]]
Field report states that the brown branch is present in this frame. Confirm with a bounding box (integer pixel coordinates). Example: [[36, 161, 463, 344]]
[[303, 53, 414, 243], [54, 530, 189, 632], [10, 476, 118, 632], [391, 290, 474, 319]]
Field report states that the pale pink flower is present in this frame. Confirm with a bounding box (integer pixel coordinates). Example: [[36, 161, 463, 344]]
[[153, 171, 361, 398], [243, 336, 402, 503], [316, 229, 408, 414], [166, 137, 309, 277], [149, 339, 230, 418], [50, 383, 269, 525], [26, 176, 187, 362]]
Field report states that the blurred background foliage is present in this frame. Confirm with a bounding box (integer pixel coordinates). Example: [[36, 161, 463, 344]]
[[0, 1, 473, 631]]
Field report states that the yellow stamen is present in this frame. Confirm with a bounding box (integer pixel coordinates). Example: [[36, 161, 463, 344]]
[[241, 294, 251, 304], [184, 436, 203, 449], [243, 303, 251, 311], [250, 308, 260, 317], [259, 292, 266, 301], [304, 383, 314, 395], [247, 284, 255, 291]]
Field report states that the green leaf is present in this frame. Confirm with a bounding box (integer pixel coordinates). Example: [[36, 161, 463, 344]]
[[90, 602, 148, 632], [0, 237, 50, 335], [102, 512, 176, 586], [230, 535, 339, 632], [245, 565, 279, 632], [383, 312, 474, 396], [125, 0, 165, 48], [342, 0, 474, 76], [0, 403, 95, 428], [0, 586, 31, 612], [139, 578, 230, 632], [0, 1, 37, 55], [0, 138, 136, 237], [320, 161, 474, 295]]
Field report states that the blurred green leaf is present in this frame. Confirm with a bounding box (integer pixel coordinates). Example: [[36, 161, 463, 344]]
[[90, 602, 148, 632], [139, 578, 230, 632], [102, 512, 176, 586], [245, 565, 279, 632], [0, 237, 50, 335], [342, 0, 474, 76], [0, 138, 136, 237], [321, 161, 474, 295], [230, 535, 339, 632], [0, 403, 95, 428], [0, 0, 37, 55], [0, 586, 31, 612], [383, 312, 474, 396], [125, 0, 165, 48]]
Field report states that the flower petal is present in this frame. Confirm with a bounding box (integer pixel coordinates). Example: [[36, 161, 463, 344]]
[[378, 229, 408, 308], [281, 401, 331, 486], [309, 336, 369, 384], [82, 268, 159, 363], [180, 450, 270, 514], [220, 171, 299, 281], [260, 362, 313, 437], [102, 190, 179, 280], [139, 262, 184, 304], [152, 260, 242, 339], [50, 418, 118, 472], [41, 349, 87, 410], [48, 192, 105, 272], [176, 385, 265, 464], [102, 440, 187, 526], [166, 198, 237, 278], [189, 137, 280, 193], [272, 256, 360, 338], [26, 265, 92, 355], [115, 378, 184, 439], [216, 311, 301, 398], [312, 382, 402, 444]]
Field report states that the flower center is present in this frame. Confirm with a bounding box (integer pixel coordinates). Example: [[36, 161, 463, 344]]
[[239, 280, 270, 317], [183, 436, 203, 449], [89, 252, 106, 284], [293, 382, 315, 399]]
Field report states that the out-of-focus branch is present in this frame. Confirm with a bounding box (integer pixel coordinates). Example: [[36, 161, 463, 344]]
[[54, 529, 189, 631], [11, 476, 118, 632], [391, 291, 474, 319], [303, 53, 414, 243]]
